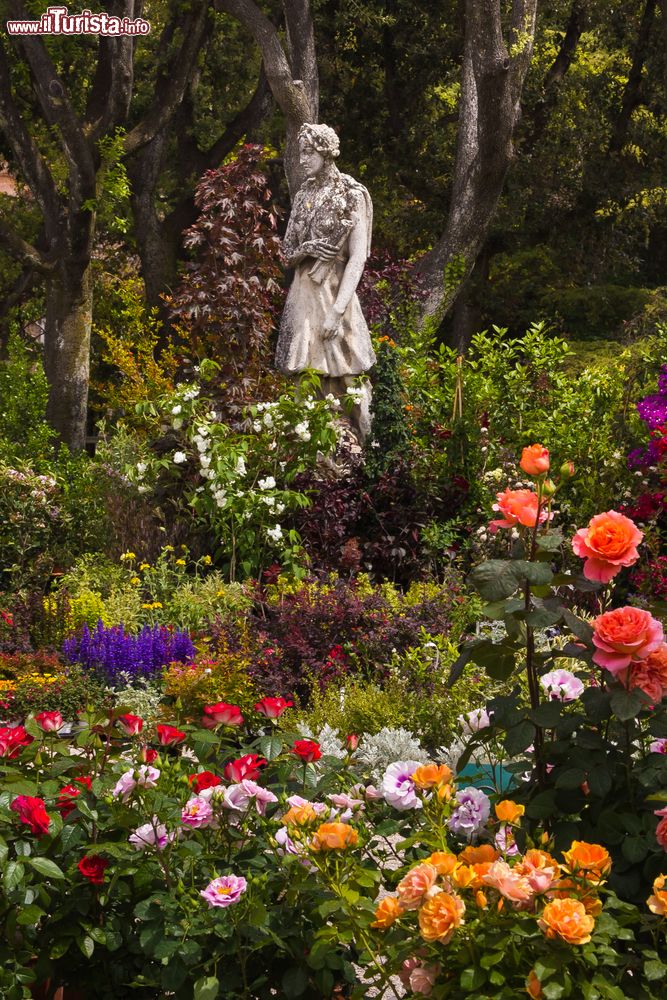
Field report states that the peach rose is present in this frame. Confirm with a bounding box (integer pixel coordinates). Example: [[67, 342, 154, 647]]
[[458, 844, 500, 865], [561, 842, 611, 883], [592, 607, 664, 674], [310, 822, 358, 851], [412, 763, 453, 790], [538, 897, 595, 945], [489, 488, 549, 533], [520, 444, 550, 477], [483, 860, 534, 905], [418, 891, 465, 943], [494, 800, 525, 824], [516, 849, 559, 894], [427, 851, 459, 876], [526, 969, 544, 998], [629, 644, 667, 704], [647, 874, 667, 916], [371, 895, 402, 929], [282, 803, 319, 826], [572, 511, 643, 583], [397, 863, 439, 909]]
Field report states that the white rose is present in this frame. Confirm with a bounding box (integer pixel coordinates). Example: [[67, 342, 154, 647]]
[[173, 451, 187, 464]]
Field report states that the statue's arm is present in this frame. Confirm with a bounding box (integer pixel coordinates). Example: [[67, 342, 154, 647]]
[[332, 205, 368, 317]]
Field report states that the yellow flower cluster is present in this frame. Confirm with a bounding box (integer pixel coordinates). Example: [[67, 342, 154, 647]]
[[0, 672, 62, 693], [141, 601, 163, 610]]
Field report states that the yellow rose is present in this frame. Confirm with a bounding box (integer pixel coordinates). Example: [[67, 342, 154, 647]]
[[494, 800, 525, 825]]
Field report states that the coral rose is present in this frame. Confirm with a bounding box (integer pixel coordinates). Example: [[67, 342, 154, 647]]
[[538, 897, 595, 945], [520, 444, 550, 476], [418, 892, 465, 943], [489, 488, 549, 533], [494, 800, 525, 824], [371, 895, 402, 929], [310, 822, 358, 851], [592, 607, 664, 674], [412, 763, 453, 790], [572, 511, 643, 583], [397, 863, 439, 909], [647, 874, 667, 915], [561, 841, 611, 883]]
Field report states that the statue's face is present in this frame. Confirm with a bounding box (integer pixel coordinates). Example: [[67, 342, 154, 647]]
[[300, 141, 325, 178]]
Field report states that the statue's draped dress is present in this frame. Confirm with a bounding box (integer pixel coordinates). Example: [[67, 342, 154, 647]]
[[275, 171, 377, 378]]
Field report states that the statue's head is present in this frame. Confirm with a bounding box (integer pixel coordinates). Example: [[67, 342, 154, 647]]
[[298, 123, 340, 178]]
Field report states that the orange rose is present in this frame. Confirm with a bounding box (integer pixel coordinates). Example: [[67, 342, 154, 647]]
[[475, 890, 488, 909], [428, 851, 459, 876], [282, 803, 319, 826], [371, 895, 402, 929], [520, 444, 550, 476], [526, 970, 543, 998], [553, 878, 602, 916], [538, 897, 595, 945], [572, 511, 643, 583], [458, 844, 500, 865], [561, 841, 611, 883], [489, 488, 549, 532], [310, 822, 358, 851], [397, 863, 438, 909], [451, 865, 477, 890], [494, 800, 525, 825], [647, 874, 667, 916], [418, 892, 465, 943], [412, 763, 453, 790]]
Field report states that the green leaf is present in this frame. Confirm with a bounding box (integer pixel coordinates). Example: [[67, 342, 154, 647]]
[[529, 702, 563, 728], [259, 735, 283, 760], [525, 606, 562, 628], [460, 967, 486, 990], [468, 560, 523, 601], [622, 836, 649, 864], [543, 983, 565, 1000], [27, 857, 65, 880], [504, 720, 534, 754], [610, 689, 645, 722], [536, 530, 563, 552], [518, 561, 555, 587], [193, 976, 220, 1000], [17, 904, 46, 926], [555, 768, 586, 790], [282, 966, 309, 998], [4, 861, 25, 891], [78, 935, 94, 959], [562, 609, 593, 643], [645, 959, 667, 982]]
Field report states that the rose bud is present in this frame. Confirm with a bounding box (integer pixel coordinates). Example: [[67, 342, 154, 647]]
[[560, 460, 575, 480], [34, 710, 64, 733], [520, 444, 550, 477], [116, 714, 143, 736], [139, 746, 159, 764], [542, 478, 557, 498], [346, 734, 359, 752], [254, 696, 293, 720]]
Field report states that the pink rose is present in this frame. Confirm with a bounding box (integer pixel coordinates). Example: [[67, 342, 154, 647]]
[[409, 963, 441, 996], [181, 795, 215, 828], [396, 863, 438, 910], [592, 607, 664, 674], [200, 874, 247, 908], [482, 860, 533, 905], [35, 710, 64, 732]]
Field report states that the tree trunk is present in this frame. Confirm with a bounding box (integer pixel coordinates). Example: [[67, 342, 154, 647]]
[[415, 0, 537, 338], [44, 260, 93, 451]]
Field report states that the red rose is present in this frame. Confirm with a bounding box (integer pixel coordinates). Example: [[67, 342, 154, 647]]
[[189, 770, 222, 794], [292, 739, 322, 763], [34, 710, 64, 733], [10, 795, 51, 836], [224, 753, 267, 783], [156, 724, 186, 746], [0, 725, 33, 758], [57, 784, 81, 819], [116, 714, 143, 736], [254, 697, 293, 719], [74, 775, 93, 791], [139, 746, 159, 763], [78, 854, 109, 885], [201, 703, 244, 728]]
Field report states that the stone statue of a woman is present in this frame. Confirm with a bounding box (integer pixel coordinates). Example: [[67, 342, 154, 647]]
[[275, 123, 375, 439]]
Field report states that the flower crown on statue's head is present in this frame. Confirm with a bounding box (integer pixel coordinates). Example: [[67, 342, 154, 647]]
[[298, 123, 340, 159]]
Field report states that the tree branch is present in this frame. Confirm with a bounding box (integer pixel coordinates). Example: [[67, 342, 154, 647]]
[[0, 44, 63, 232], [8, 0, 96, 195], [284, 0, 319, 120], [85, 0, 137, 139], [609, 0, 657, 153], [0, 217, 54, 272]]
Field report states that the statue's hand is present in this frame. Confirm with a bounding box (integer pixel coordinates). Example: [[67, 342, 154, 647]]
[[301, 240, 338, 261], [322, 308, 344, 340]]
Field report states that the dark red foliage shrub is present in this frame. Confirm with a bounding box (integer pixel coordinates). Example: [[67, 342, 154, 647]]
[[166, 145, 284, 371], [239, 574, 462, 699], [357, 249, 426, 336]]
